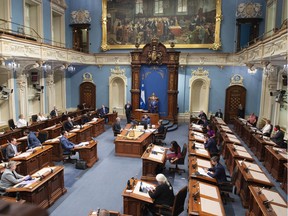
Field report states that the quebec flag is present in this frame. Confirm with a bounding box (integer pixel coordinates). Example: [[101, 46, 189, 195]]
[[140, 84, 146, 109]]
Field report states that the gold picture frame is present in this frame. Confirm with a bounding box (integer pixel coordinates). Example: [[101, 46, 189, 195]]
[[101, 0, 222, 51]]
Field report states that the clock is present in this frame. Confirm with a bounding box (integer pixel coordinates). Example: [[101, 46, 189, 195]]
[[82, 72, 93, 82], [231, 74, 243, 86]]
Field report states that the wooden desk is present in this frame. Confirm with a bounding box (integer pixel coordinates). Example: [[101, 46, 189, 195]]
[[248, 186, 287, 216], [43, 124, 63, 139], [234, 160, 274, 208], [233, 117, 245, 136], [189, 131, 205, 143], [141, 144, 167, 181], [263, 146, 288, 182], [69, 124, 92, 143], [189, 124, 204, 133], [188, 156, 217, 185], [0, 129, 23, 145], [42, 133, 77, 161], [74, 140, 98, 168], [6, 166, 66, 208], [114, 125, 155, 158], [242, 125, 254, 147], [220, 132, 242, 157], [188, 179, 225, 216], [46, 116, 62, 127], [216, 124, 233, 134], [11, 145, 53, 175], [88, 118, 105, 137], [282, 163, 288, 194], [133, 110, 159, 125], [122, 180, 154, 215], [106, 112, 118, 125], [188, 141, 211, 159], [251, 135, 276, 161], [225, 144, 254, 176], [27, 121, 47, 132]]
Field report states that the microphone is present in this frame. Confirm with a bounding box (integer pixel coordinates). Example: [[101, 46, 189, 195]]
[[257, 187, 264, 195], [263, 199, 274, 208], [192, 163, 197, 169], [244, 165, 251, 173], [192, 181, 199, 188], [193, 190, 200, 201]]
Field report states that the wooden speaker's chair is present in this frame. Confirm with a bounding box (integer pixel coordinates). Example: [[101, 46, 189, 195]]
[[148, 93, 159, 113], [169, 144, 187, 175], [154, 186, 188, 216]]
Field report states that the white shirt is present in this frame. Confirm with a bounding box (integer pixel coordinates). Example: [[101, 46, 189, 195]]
[[16, 118, 27, 128], [11, 144, 18, 155], [262, 124, 272, 134], [37, 115, 47, 121]]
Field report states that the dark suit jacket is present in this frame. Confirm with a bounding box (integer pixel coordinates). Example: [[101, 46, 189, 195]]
[[204, 138, 218, 155], [208, 163, 227, 183], [215, 111, 223, 118], [60, 136, 75, 154], [124, 104, 132, 114], [99, 107, 109, 117], [148, 183, 174, 206], [157, 124, 165, 134], [6, 144, 17, 159], [50, 109, 57, 117], [198, 112, 207, 120], [64, 121, 74, 131], [27, 132, 41, 149], [271, 130, 284, 147], [113, 122, 121, 134]]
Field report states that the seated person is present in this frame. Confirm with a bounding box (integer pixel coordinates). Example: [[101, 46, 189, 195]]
[[141, 114, 151, 125], [166, 141, 182, 160], [198, 116, 208, 128], [0, 161, 30, 191], [16, 114, 27, 128], [261, 119, 272, 136], [237, 104, 245, 118], [247, 113, 257, 126], [6, 137, 21, 159], [64, 117, 75, 132], [50, 106, 58, 118], [98, 105, 109, 123], [206, 124, 215, 139], [215, 109, 223, 119], [198, 110, 207, 120], [155, 120, 165, 134], [147, 173, 175, 214], [204, 134, 218, 156], [204, 156, 226, 183], [60, 131, 76, 155], [77, 103, 84, 110], [37, 112, 47, 121], [112, 117, 122, 135], [271, 125, 284, 147], [24, 130, 41, 149], [81, 114, 90, 124]]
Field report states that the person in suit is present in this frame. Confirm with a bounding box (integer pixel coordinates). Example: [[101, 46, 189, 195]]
[[141, 114, 151, 125], [198, 110, 207, 120], [247, 113, 257, 126], [261, 119, 272, 136], [24, 130, 41, 149], [147, 173, 175, 214], [50, 106, 58, 118], [112, 117, 122, 135], [215, 109, 223, 119], [124, 101, 132, 123], [60, 131, 76, 154], [237, 104, 245, 118], [81, 114, 90, 124], [6, 138, 21, 159], [204, 134, 218, 156], [271, 125, 284, 147], [99, 105, 109, 123], [153, 120, 165, 144], [0, 161, 30, 190], [16, 114, 27, 128], [64, 117, 75, 132], [205, 156, 226, 183]]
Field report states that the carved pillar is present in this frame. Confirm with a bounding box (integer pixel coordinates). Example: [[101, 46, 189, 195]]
[[130, 65, 141, 112], [46, 72, 55, 113], [16, 73, 28, 118]]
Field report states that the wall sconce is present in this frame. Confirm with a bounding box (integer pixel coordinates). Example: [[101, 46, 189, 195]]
[[246, 63, 257, 74], [6, 60, 20, 71], [42, 63, 51, 71], [0, 85, 13, 100], [67, 65, 75, 72]]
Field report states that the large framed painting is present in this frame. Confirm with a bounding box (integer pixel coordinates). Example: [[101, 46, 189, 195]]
[[101, 0, 222, 51]]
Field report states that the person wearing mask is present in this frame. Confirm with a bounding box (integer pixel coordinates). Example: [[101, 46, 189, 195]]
[[204, 156, 226, 183], [64, 117, 75, 132], [0, 161, 30, 190], [147, 173, 175, 214], [215, 109, 223, 119], [6, 137, 21, 159], [271, 125, 284, 147], [198, 110, 207, 120], [16, 114, 27, 128], [24, 130, 41, 149], [204, 134, 218, 156], [60, 131, 76, 155], [261, 119, 272, 136], [124, 101, 132, 124]]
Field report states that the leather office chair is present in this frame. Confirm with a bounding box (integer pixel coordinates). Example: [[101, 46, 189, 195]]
[[112, 123, 121, 137], [31, 115, 38, 123], [154, 127, 168, 146], [38, 131, 48, 143], [169, 143, 187, 175], [153, 186, 187, 216], [218, 166, 237, 204], [0, 145, 8, 162], [59, 140, 77, 164], [8, 119, 15, 130]]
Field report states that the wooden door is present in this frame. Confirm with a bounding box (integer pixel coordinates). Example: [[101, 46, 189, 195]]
[[225, 85, 246, 123], [80, 82, 96, 109]]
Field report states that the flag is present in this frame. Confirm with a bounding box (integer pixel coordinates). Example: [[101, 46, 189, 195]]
[[140, 84, 146, 109]]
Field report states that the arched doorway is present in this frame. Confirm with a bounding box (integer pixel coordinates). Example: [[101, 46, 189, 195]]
[[80, 82, 96, 109]]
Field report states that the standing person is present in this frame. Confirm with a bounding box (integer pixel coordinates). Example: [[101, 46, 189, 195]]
[[112, 117, 122, 136], [6, 138, 21, 159], [124, 101, 132, 124], [237, 104, 244, 118], [271, 125, 284, 147], [37, 112, 47, 121], [215, 109, 223, 118], [205, 156, 226, 183], [16, 114, 27, 128], [147, 173, 175, 214], [0, 161, 30, 190]]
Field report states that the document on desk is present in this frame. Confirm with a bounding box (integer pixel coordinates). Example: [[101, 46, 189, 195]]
[[75, 141, 89, 147], [14, 179, 38, 188], [195, 149, 209, 156], [70, 128, 80, 132], [239, 161, 261, 172], [197, 167, 212, 178], [237, 151, 253, 159], [199, 183, 218, 199], [200, 197, 223, 216], [195, 143, 205, 149], [13, 152, 32, 158], [152, 145, 165, 153], [133, 181, 154, 198], [234, 145, 246, 152], [31, 167, 56, 178]]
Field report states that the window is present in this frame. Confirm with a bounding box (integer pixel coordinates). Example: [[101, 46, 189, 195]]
[[265, 0, 277, 37], [24, 0, 42, 41], [135, 0, 143, 14], [51, 10, 65, 47], [154, 0, 163, 14], [0, 0, 11, 30], [282, 0, 287, 22], [177, 0, 187, 13]]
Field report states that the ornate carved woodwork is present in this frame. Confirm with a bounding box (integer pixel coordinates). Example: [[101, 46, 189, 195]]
[[79, 82, 96, 109]]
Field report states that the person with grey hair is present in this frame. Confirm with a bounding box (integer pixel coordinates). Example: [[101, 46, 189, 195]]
[[112, 117, 122, 135], [147, 173, 174, 214], [0, 161, 30, 190]]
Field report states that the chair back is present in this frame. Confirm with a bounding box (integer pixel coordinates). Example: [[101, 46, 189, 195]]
[[8, 119, 15, 130], [31, 114, 38, 123], [177, 143, 187, 165], [0, 144, 8, 162], [268, 124, 273, 136], [38, 131, 48, 143], [171, 186, 188, 216]]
